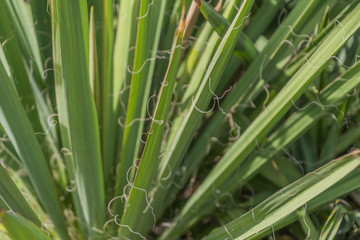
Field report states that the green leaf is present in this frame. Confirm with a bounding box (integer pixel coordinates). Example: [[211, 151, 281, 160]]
[[0, 48, 70, 239], [118, 11, 185, 239], [247, 166, 360, 239], [319, 202, 349, 240], [190, 60, 360, 231], [197, 0, 257, 61], [115, 0, 155, 197], [109, 0, 137, 191], [297, 205, 319, 240], [51, 1, 87, 238], [114, 0, 168, 216], [161, 1, 339, 215], [98, 0, 115, 191], [161, 3, 360, 238], [28, 0, 52, 62], [158, 0, 254, 210], [0, 165, 39, 225], [182, 0, 338, 178], [204, 150, 360, 240], [0, 6, 43, 134], [179, 0, 241, 106], [52, 0, 105, 235], [132, 0, 246, 233], [245, 0, 286, 41], [0, 210, 52, 240], [3, 0, 44, 83]]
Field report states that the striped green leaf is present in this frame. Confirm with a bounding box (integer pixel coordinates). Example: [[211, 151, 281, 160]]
[[0, 210, 52, 240], [52, 0, 105, 236], [319, 202, 349, 240], [204, 151, 360, 239], [161, 3, 360, 238], [197, 0, 257, 61], [114, 0, 168, 216], [0, 165, 39, 225], [118, 10, 185, 239], [0, 47, 70, 240]]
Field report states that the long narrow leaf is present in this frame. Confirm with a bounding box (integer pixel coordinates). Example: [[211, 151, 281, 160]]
[[319, 202, 349, 240], [197, 0, 257, 60], [3, 0, 44, 83], [0, 210, 52, 240], [118, 11, 185, 239], [161, 3, 360, 238], [114, 0, 168, 216], [53, 0, 105, 236], [99, 0, 115, 190], [51, 1, 87, 238], [157, 0, 254, 217], [204, 150, 360, 240], [0, 52, 70, 239], [181, 60, 360, 231], [247, 166, 360, 239], [0, 165, 39, 225]]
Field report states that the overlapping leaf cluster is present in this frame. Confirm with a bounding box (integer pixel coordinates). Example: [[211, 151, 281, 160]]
[[1, 0, 360, 239]]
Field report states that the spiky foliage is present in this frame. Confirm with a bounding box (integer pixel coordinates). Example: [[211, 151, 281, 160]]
[[1, 0, 360, 239]]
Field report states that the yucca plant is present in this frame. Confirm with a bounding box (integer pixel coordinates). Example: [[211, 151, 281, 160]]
[[1, 0, 360, 239]]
